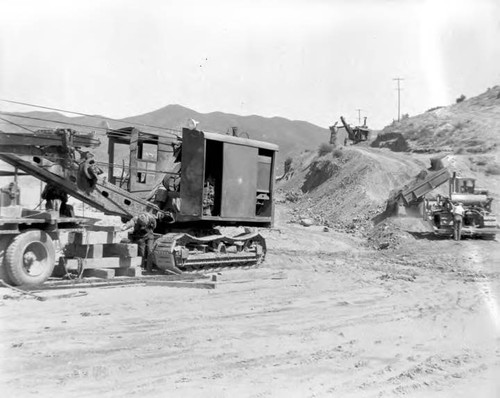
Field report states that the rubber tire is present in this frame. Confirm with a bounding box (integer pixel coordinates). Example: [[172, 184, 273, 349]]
[[5, 230, 56, 286]]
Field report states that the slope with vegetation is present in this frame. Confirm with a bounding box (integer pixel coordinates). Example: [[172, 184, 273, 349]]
[[380, 85, 500, 154]]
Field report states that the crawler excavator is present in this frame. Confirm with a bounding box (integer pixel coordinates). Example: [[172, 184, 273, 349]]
[[0, 125, 278, 285]]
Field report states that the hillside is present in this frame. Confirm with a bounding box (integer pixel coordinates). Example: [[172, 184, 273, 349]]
[[277, 142, 500, 239], [278, 146, 427, 231], [0, 105, 329, 162], [379, 85, 500, 154]]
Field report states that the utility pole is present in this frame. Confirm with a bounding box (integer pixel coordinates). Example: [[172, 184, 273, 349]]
[[355, 108, 363, 125], [393, 77, 404, 122]]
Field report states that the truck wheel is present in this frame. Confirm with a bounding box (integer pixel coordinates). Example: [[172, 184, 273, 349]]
[[4, 230, 56, 286]]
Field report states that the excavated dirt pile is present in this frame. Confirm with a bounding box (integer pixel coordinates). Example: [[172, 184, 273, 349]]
[[278, 147, 424, 233], [366, 219, 412, 250], [365, 216, 433, 250]]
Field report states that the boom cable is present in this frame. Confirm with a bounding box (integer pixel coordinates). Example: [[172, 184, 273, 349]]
[[0, 121, 108, 135], [0, 116, 37, 134], [0, 111, 180, 141], [0, 111, 111, 132], [0, 98, 181, 137]]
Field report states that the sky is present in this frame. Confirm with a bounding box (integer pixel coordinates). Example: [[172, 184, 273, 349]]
[[0, 0, 499, 129]]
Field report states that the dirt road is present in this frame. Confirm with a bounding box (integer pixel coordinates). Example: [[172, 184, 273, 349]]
[[1, 205, 499, 397]]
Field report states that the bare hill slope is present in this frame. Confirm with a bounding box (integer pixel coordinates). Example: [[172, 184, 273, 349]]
[[380, 85, 500, 153]]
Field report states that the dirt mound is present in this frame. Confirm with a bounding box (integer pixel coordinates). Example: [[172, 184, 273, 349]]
[[366, 219, 413, 250], [371, 132, 409, 152], [278, 147, 424, 232], [380, 86, 500, 154], [366, 217, 433, 250]]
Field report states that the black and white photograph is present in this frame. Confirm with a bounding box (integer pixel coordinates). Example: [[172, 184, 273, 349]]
[[0, 0, 499, 396]]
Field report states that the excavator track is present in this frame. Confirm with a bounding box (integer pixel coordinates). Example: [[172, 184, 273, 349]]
[[153, 232, 266, 273]]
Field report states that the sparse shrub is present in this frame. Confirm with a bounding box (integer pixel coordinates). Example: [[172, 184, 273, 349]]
[[466, 146, 489, 154], [332, 149, 343, 159], [454, 121, 465, 130], [465, 139, 484, 146], [473, 157, 488, 166], [456, 94, 466, 103], [496, 92, 500, 100], [454, 146, 465, 154], [485, 164, 500, 175], [426, 106, 443, 112], [284, 157, 293, 172], [285, 191, 302, 202], [401, 113, 410, 120], [318, 143, 334, 157]]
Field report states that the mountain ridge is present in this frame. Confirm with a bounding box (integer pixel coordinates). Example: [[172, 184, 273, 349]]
[[0, 104, 329, 162]]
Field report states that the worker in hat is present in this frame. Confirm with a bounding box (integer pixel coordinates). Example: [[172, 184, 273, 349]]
[[451, 202, 465, 241], [122, 212, 157, 271]]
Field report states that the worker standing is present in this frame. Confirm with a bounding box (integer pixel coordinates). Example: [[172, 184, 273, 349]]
[[451, 202, 465, 241], [41, 183, 73, 217], [121, 213, 157, 271]]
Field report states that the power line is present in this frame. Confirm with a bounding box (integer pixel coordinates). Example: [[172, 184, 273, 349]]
[[393, 77, 404, 122], [0, 98, 181, 137]]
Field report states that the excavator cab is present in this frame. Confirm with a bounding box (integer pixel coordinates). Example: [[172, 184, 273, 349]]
[[451, 177, 475, 194], [106, 127, 278, 228], [106, 127, 177, 196]]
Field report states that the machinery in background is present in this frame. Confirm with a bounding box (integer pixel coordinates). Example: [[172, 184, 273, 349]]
[[339, 116, 370, 144], [425, 172, 497, 239], [384, 166, 498, 239]]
